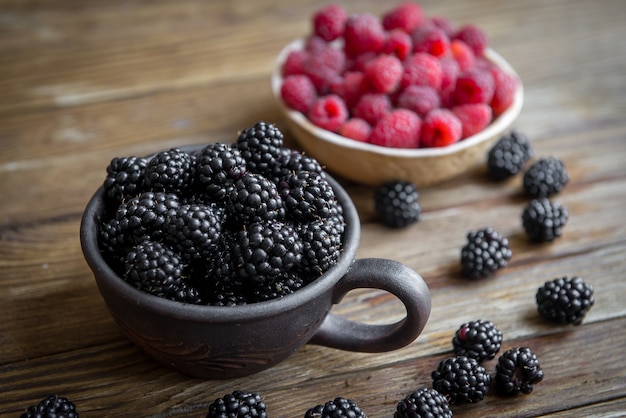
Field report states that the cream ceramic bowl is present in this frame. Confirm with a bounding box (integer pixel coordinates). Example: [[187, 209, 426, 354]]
[[271, 39, 523, 187]]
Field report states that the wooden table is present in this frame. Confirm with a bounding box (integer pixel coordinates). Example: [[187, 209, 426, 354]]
[[2, 0, 625, 416]]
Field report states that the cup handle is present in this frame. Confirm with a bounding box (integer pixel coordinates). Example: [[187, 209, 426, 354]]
[[309, 258, 431, 352]]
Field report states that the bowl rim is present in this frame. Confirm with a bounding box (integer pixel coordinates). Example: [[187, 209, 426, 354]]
[[271, 38, 524, 158], [80, 144, 361, 323]]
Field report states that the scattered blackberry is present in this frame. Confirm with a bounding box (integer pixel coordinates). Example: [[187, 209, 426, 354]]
[[206, 390, 268, 418], [195, 142, 248, 201], [236, 121, 284, 177], [125, 241, 201, 303], [432, 355, 491, 404], [298, 215, 344, 278], [522, 198, 569, 242], [374, 181, 421, 228], [487, 130, 534, 180], [523, 156, 569, 198], [495, 347, 544, 395], [453, 319, 503, 362], [103, 156, 148, 206], [279, 170, 335, 221], [145, 147, 194, 194], [394, 387, 452, 418], [536, 276, 594, 325], [21, 395, 79, 418], [227, 173, 286, 225], [116, 191, 180, 242], [304, 397, 367, 418], [460, 227, 512, 279]]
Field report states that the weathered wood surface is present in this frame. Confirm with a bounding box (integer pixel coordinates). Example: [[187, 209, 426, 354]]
[[1, 0, 625, 416]]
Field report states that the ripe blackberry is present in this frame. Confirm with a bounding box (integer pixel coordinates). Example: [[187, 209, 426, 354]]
[[206, 390, 268, 418], [99, 218, 132, 269], [394, 387, 452, 418], [453, 319, 503, 362], [251, 274, 305, 302], [227, 173, 285, 225], [495, 347, 544, 395], [116, 191, 180, 243], [145, 148, 194, 194], [124, 241, 201, 304], [236, 121, 284, 177], [523, 156, 569, 198], [195, 142, 247, 201], [273, 149, 325, 183], [432, 355, 491, 404], [279, 170, 335, 221], [103, 156, 148, 206], [304, 397, 367, 418], [522, 198, 569, 242], [21, 395, 79, 418], [460, 227, 512, 279], [374, 181, 421, 228], [536, 276, 594, 325], [298, 215, 344, 278], [165, 203, 223, 262], [487, 130, 534, 180]]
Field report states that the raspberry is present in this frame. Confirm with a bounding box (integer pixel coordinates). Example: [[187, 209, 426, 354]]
[[308, 94, 349, 132], [305, 397, 366, 418], [430, 16, 455, 37], [343, 13, 385, 57], [432, 355, 491, 404], [21, 395, 79, 418], [280, 74, 318, 113], [490, 66, 519, 116], [438, 57, 460, 94], [420, 108, 462, 148], [522, 197, 569, 243], [382, 1, 424, 33], [207, 390, 268, 418], [282, 49, 307, 77], [452, 319, 503, 362], [382, 29, 413, 60], [450, 39, 476, 71], [411, 27, 450, 57], [523, 157, 569, 198], [453, 24, 489, 56], [312, 3, 347, 42], [536, 276, 594, 325], [397, 85, 440, 118], [302, 45, 345, 93], [374, 180, 421, 228], [369, 109, 422, 149], [339, 117, 371, 142], [330, 71, 367, 109], [352, 93, 392, 126], [401, 52, 443, 90], [394, 387, 452, 418], [487, 130, 534, 180], [453, 67, 495, 105], [460, 227, 512, 279], [452, 103, 492, 139], [495, 347, 544, 395], [364, 54, 403, 94]]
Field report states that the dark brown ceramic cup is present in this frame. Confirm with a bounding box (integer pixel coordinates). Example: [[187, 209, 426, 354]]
[[80, 153, 431, 379]]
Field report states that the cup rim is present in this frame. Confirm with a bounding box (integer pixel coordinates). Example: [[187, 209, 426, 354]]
[[80, 144, 361, 323]]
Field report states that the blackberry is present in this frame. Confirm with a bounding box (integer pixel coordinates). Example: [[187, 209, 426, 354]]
[[460, 227, 512, 279], [116, 191, 180, 242], [536, 276, 594, 325], [227, 173, 285, 225], [374, 181, 421, 228], [206, 390, 267, 418], [99, 218, 132, 269], [523, 156, 569, 198], [236, 121, 284, 177], [165, 203, 223, 262], [522, 198, 569, 242], [103, 156, 148, 206], [298, 215, 344, 278], [394, 387, 452, 418], [487, 130, 534, 180], [453, 319, 503, 362], [195, 142, 248, 201], [495, 347, 544, 395], [279, 170, 335, 221], [21, 395, 78, 418], [251, 274, 305, 302], [124, 241, 201, 303], [145, 147, 194, 194], [273, 149, 325, 183], [432, 355, 491, 404], [304, 397, 367, 418]]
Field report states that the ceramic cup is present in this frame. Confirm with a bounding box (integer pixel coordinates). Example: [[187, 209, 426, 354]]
[[80, 150, 431, 379]]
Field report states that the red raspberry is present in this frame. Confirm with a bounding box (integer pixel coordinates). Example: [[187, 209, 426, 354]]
[[401, 52, 443, 90], [490, 67, 519, 116], [450, 39, 476, 71], [302, 44, 345, 93], [282, 50, 307, 76], [397, 85, 440, 117], [382, 2, 424, 33], [452, 103, 492, 138], [411, 27, 450, 57], [382, 29, 413, 60], [453, 24, 489, 56], [421, 108, 462, 147], [343, 13, 385, 57], [365, 54, 403, 94], [430, 15, 455, 37], [312, 4, 347, 42], [330, 71, 367, 109], [308, 94, 348, 132], [339, 117, 372, 142], [280, 74, 318, 114], [370, 109, 422, 148], [453, 67, 495, 105], [347, 51, 377, 72], [353, 93, 392, 126], [439, 57, 460, 94]]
